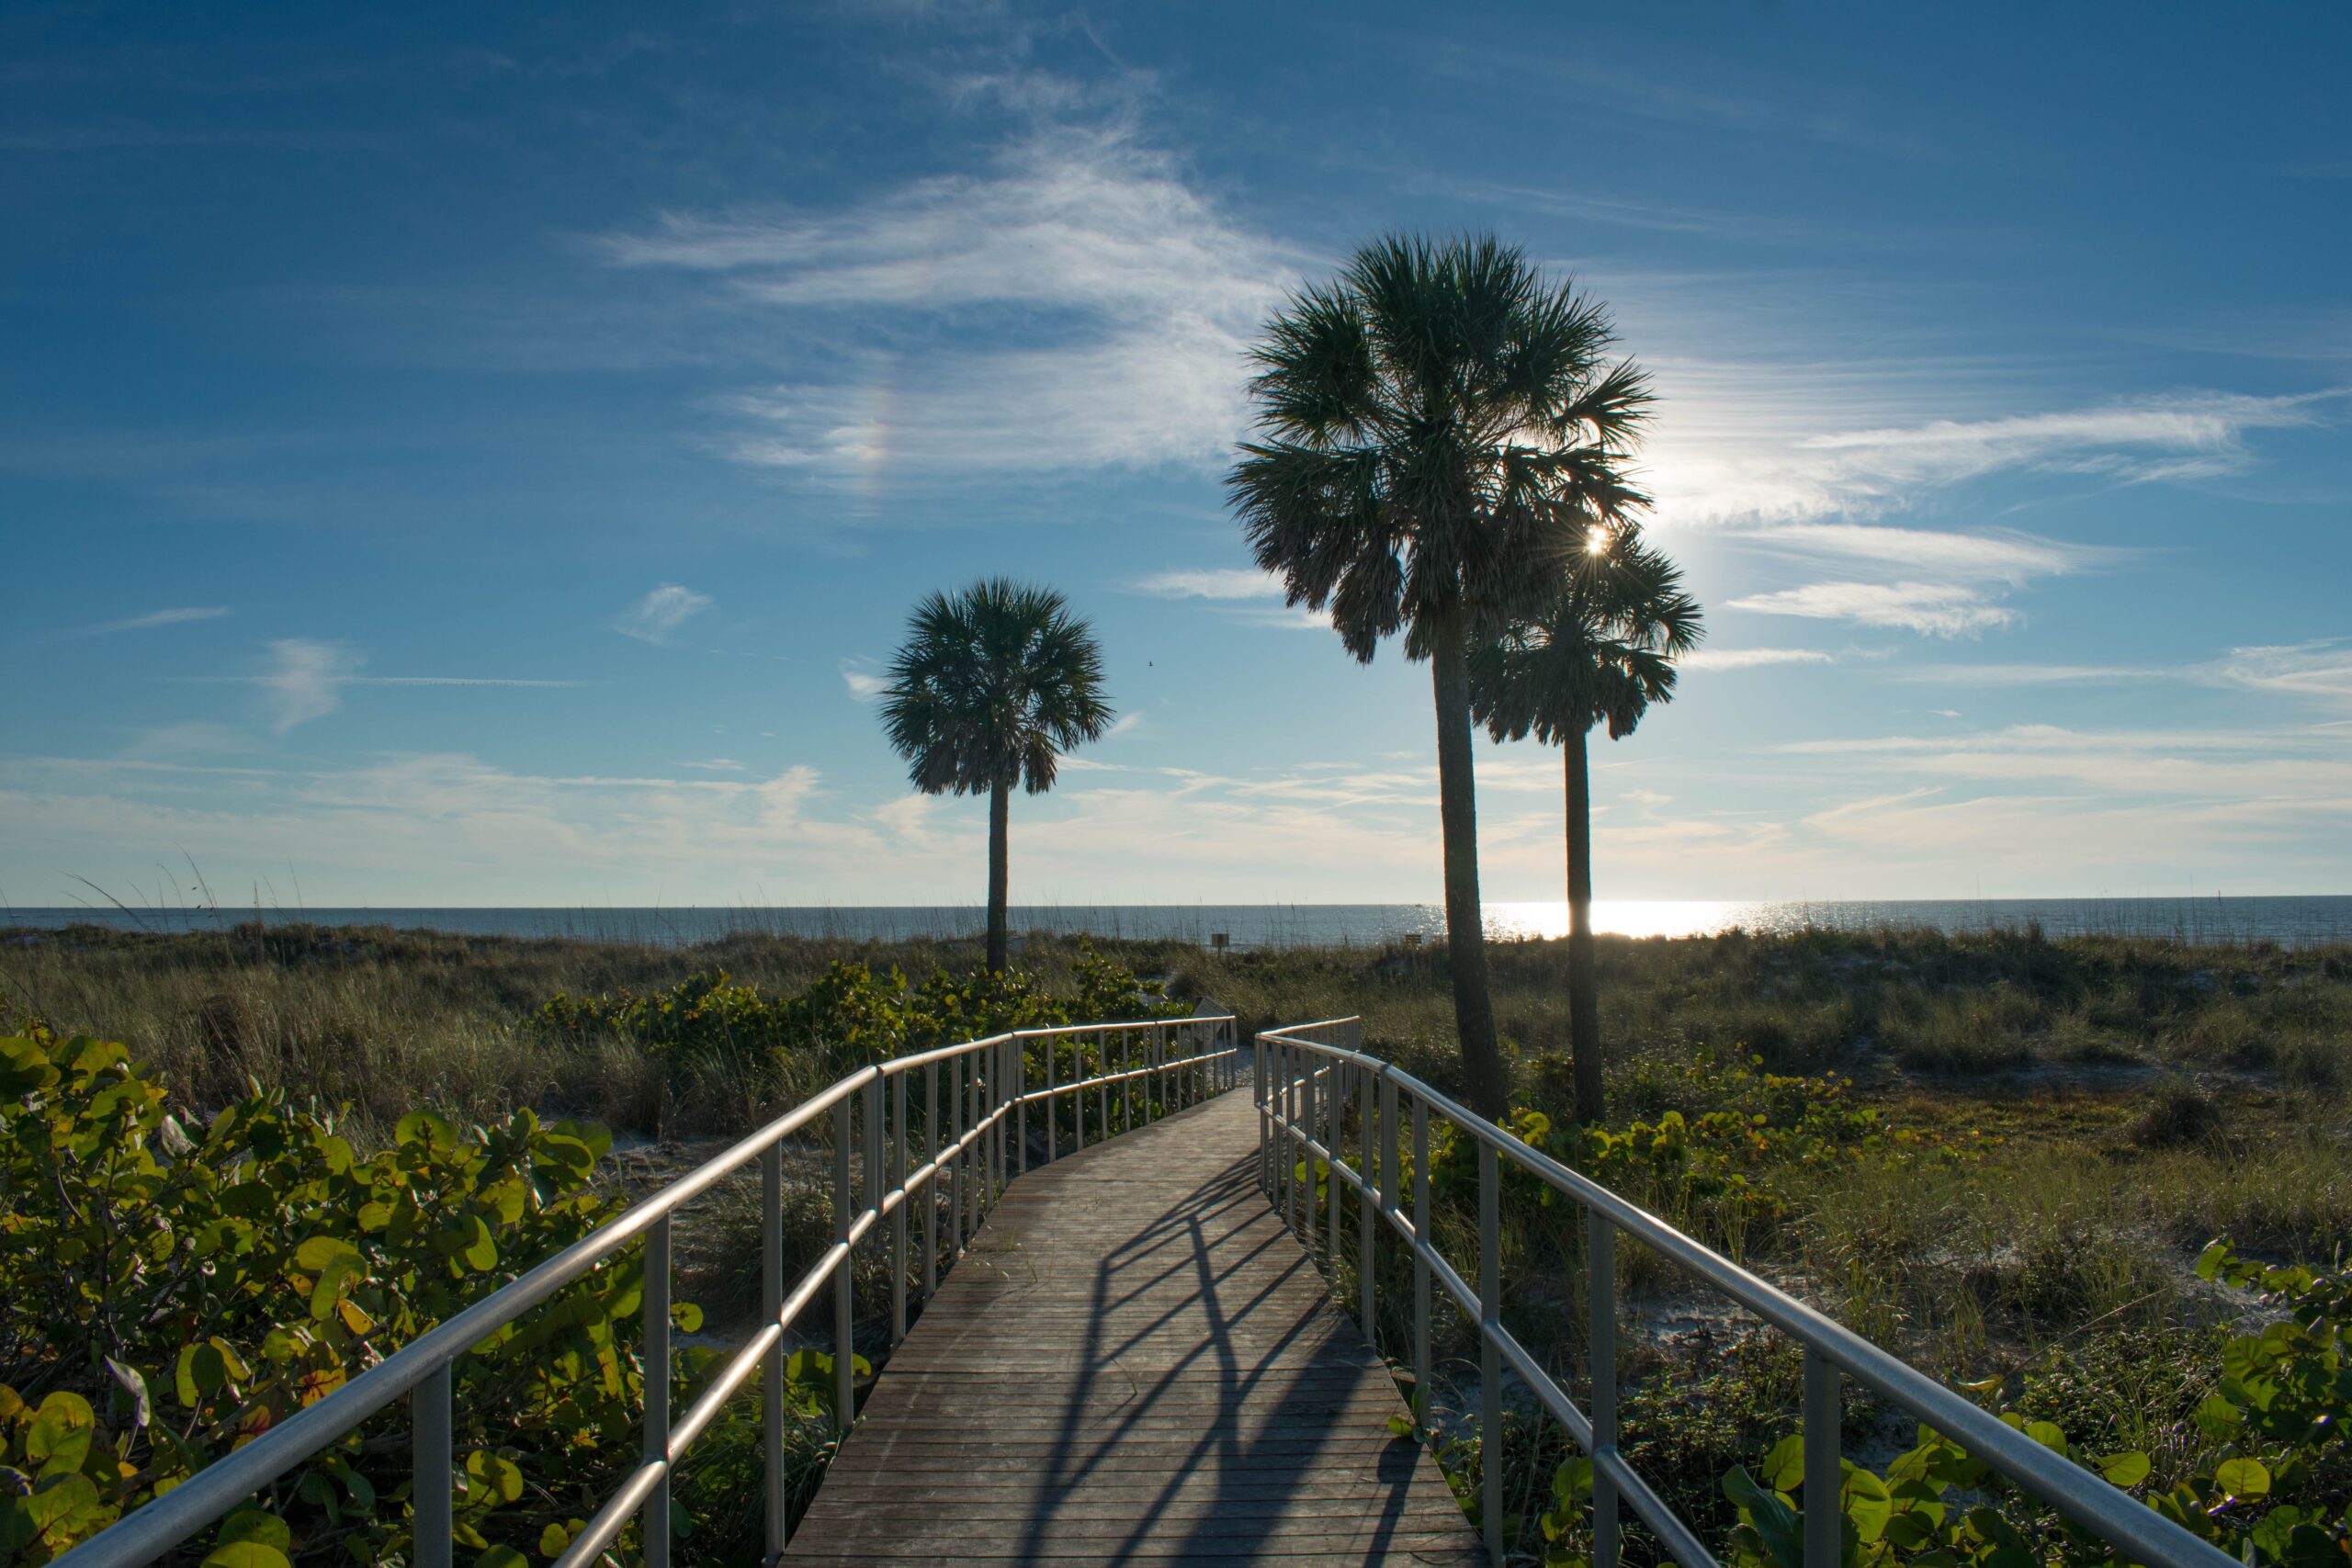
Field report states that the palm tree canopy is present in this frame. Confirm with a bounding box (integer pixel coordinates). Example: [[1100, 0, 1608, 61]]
[[1468, 531, 1704, 744], [1227, 232, 1653, 663], [881, 579, 1114, 797]]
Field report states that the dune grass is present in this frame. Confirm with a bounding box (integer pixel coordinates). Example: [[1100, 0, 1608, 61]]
[[6, 916, 2347, 1558]]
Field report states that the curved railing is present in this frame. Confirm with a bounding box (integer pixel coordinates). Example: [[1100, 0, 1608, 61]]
[[58, 1014, 1239, 1568], [1254, 1017, 2237, 1568]]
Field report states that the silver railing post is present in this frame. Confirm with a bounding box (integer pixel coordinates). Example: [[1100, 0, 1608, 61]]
[[1254, 1036, 1270, 1196], [1124, 1030, 1136, 1133], [833, 1096, 855, 1437], [1045, 1033, 1057, 1163], [413, 1363, 451, 1568], [1479, 1138, 1503, 1563], [950, 1055, 967, 1258], [1015, 1036, 1029, 1176], [922, 1061, 939, 1299], [1358, 1065, 1375, 1341], [889, 1073, 907, 1345], [1098, 1029, 1110, 1137], [761, 1141, 785, 1561], [862, 1076, 884, 1356], [1326, 1057, 1341, 1268], [1590, 1213, 1619, 1568], [1280, 1043, 1295, 1233], [1412, 1094, 1430, 1426], [1074, 1035, 1087, 1151], [644, 1215, 672, 1568], [1805, 1349, 1841, 1568]]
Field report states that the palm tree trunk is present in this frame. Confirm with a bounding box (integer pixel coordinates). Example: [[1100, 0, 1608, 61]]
[[1565, 727, 1604, 1124], [986, 775, 1012, 974], [1430, 613, 1507, 1118]]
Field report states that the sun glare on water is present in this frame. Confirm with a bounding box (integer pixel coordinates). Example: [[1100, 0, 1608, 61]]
[[1482, 901, 1747, 940]]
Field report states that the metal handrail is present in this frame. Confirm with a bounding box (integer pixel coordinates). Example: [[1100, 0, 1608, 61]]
[[1253, 1019, 2238, 1568], [58, 1013, 1240, 1568]]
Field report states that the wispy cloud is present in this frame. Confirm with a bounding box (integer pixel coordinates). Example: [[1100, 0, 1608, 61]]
[[1649, 390, 2339, 529], [604, 123, 1306, 484], [1727, 581, 2019, 637], [1129, 567, 1283, 600], [677, 758, 747, 773], [1679, 647, 1837, 671], [262, 638, 357, 734], [74, 605, 231, 637], [616, 583, 712, 644], [840, 660, 888, 701]]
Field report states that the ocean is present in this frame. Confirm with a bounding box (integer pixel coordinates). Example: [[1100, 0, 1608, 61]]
[[6, 897, 2348, 949]]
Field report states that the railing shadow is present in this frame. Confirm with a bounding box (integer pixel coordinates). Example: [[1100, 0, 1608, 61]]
[[1003, 1100, 1441, 1565]]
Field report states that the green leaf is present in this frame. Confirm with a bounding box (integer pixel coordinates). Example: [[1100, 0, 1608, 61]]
[[2098, 1451, 2151, 1488], [476, 1548, 529, 1568], [104, 1358, 152, 1429], [537, 1522, 571, 1558], [1758, 1433, 1804, 1493], [670, 1302, 704, 1333], [201, 1545, 292, 1568], [294, 1235, 362, 1274], [216, 1509, 291, 1550], [2213, 1457, 2270, 1498]]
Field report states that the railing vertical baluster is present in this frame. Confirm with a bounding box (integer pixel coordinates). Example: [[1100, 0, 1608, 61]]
[[644, 1214, 672, 1568], [1015, 1034, 1029, 1176], [413, 1363, 451, 1568], [890, 1073, 907, 1345], [1279, 1043, 1295, 1233], [968, 1044, 983, 1234], [922, 1060, 939, 1299], [950, 1055, 967, 1258], [1411, 1095, 1431, 1425], [863, 1075, 884, 1353], [1804, 1350, 1841, 1568], [1098, 1030, 1110, 1137], [1327, 1058, 1341, 1268], [1358, 1065, 1375, 1341], [833, 1096, 855, 1438], [1255, 1037, 1270, 1198], [1479, 1138, 1502, 1564], [1124, 1031, 1135, 1133], [1074, 1036, 1087, 1151], [1590, 1212, 1619, 1568], [1045, 1033, 1057, 1164], [761, 1141, 785, 1560]]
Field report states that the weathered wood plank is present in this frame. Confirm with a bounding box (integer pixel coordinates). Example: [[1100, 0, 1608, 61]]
[[778, 1089, 1485, 1565]]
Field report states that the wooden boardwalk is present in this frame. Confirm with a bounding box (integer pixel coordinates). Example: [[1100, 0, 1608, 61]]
[[784, 1089, 1485, 1565]]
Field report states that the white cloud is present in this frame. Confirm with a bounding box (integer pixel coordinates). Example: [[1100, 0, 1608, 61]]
[[262, 638, 357, 733], [616, 583, 712, 644], [77, 605, 230, 637], [1734, 524, 2113, 582], [2205, 641, 2352, 705], [677, 758, 747, 773], [1726, 581, 2019, 637], [1645, 389, 2336, 529], [1130, 567, 1283, 600], [840, 660, 888, 700], [605, 126, 1306, 482], [1679, 648, 1836, 671], [1106, 712, 1143, 738]]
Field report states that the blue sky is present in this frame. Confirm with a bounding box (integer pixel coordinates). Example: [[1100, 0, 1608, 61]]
[[6, 1, 2348, 910]]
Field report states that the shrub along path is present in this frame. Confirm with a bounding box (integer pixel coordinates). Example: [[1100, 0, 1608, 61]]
[[783, 1090, 1483, 1564]]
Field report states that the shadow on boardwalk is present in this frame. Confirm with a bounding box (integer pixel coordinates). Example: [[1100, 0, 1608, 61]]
[[784, 1090, 1483, 1564]]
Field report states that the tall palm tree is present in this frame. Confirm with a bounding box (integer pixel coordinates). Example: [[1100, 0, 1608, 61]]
[[1228, 233, 1651, 1118], [1469, 529, 1702, 1123], [880, 579, 1114, 973]]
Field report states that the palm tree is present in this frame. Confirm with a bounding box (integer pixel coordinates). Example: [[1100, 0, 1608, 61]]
[[1228, 233, 1651, 1118], [1469, 530, 1702, 1123], [880, 579, 1114, 973]]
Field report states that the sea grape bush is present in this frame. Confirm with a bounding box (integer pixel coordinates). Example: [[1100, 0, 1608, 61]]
[[526, 941, 1184, 1085], [0, 1024, 806, 1568], [1531, 1240, 2352, 1568]]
